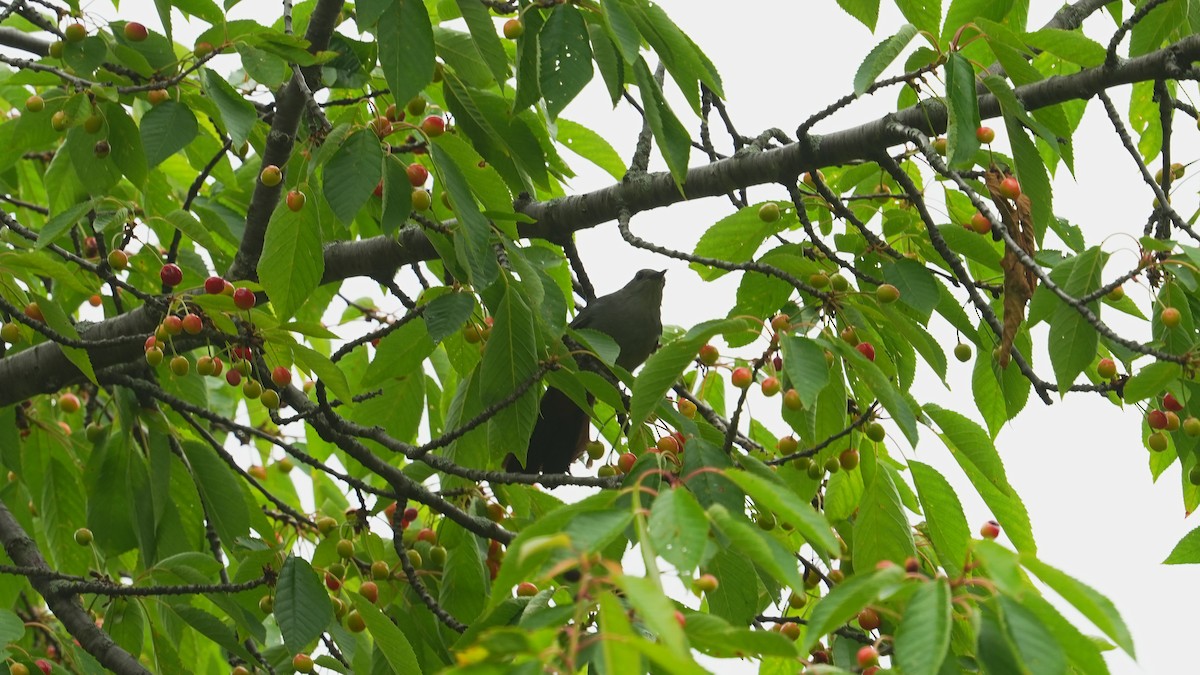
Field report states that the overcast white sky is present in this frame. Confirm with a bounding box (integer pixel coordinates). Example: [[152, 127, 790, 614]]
[[37, 1, 1200, 672]]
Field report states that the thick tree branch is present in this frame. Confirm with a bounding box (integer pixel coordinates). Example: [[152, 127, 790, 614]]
[[0, 502, 151, 675]]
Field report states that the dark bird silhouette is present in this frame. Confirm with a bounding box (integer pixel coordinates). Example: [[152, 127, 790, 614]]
[[505, 269, 666, 474]]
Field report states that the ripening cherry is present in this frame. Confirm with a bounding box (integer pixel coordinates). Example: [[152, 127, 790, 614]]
[[875, 284, 900, 304], [857, 607, 881, 631], [411, 188, 432, 211], [980, 519, 1001, 539], [976, 126, 995, 143], [1164, 392, 1185, 412], [107, 249, 129, 270], [225, 369, 242, 387], [122, 21, 148, 41], [516, 581, 538, 597], [1162, 306, 1182, 328], [1097, 357, 1117, 379], [857, 645, 880, 668], [692, 574, 719, 594], [25, 95, 44, 112], [169, 355, 189, 376], [617, 452, 637, 474], [64, 23, 87, 43], [1147, 409, 1169, 430], [698, 343, 719, 365], [503, 19, 524, 39], [731, 367, 753, 389], [181, 313, 202, 335], [147, 88, 169, 105], [286, 190, 306, 212], [1148, 431, 1169, 452], [406, 163, 429, 187], [58, 392, 80, 413], [162, 316, 182, 335], [777, 436, 798, 454], [998, 176, 1021, 199], [969, 212, 991, 234], [259, 164, 282, 187], [359, 580, 379, 604], [760, 376, 781, 396], [783, 388, 802, 411], [420, 115, 445, 137]]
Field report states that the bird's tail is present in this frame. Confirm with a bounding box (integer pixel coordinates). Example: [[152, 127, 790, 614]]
[[505, 386, 590, 474]]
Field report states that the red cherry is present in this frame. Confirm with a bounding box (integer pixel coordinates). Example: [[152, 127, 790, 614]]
[[760, 376, 781, 396], [1148, 409, 1169, 430], [975, 126, 995, 143], [232, 287, 255, 310], [516, 581, 538, 597], [403, 507, 419, 522], [159, 263, 183, 287], [855, 342, 876, 362], [225, 369, 242, 386], [406, 163, 429, 187], [271, 366, 291, 387], [1164, 392, 1184, 412], [373, 180, 384, 198], [204, 276, 225, 294], [181, 313, 202, 334], [980, 519, 1000, 539]]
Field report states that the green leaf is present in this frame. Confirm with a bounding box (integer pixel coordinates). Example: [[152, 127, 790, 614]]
[[616, 575, 689, 656], [798, 566, 905, 655], [1024, 28, 1106, 67], [1047, 247, 1105, 393], [34, 293, 96, 385], [454, 0, 511, 89], [178, 440, 249, 546], [998, 595, 1069, 675], [275, 556, 334, 653], [102, 103, 147, 186], [35, 199, 94, 249], [424, 292, 476, 345], [707, 505, 807, 593], [350, 592, 422, 673], [909, 461, 971, 576], [881, 257, 940, 322], [292, 343, 353, 405], [322, 129, 383, 223], [140, 101, 198, 169], [854, 24, 918, 95], [479, 279, 538, 406], [781, 335, 829, 409], [539, 4, 594, 120], [598, 592, 645, 673], [836, 0, 881, 30], [631, 317, 756, 428], [852, 468, 917, 571], [724, 469, 839, 557], [431, 143, 499, 287], [827, 338, 919, 446], [924, 404, 1036, 553], [647, 486, 709, 573], [1020, 553, 1135, 656], [257, 200, 323, 321], [1123, 361, 1181, 403], [893, 577, 952, 675], [0, 610, 25, 645], [944, 52, 982, 168], [199, 68, 258, 147], [1164, 525, 1200, 564], [556, 118, 626, 181], [632, 57, 691, 188], [378, 0, 434, 107], [895, 0, 941, 35], [691, 204, 791, 281]]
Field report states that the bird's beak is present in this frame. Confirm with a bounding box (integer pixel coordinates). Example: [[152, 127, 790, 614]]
[[654, 269, 667, 278]]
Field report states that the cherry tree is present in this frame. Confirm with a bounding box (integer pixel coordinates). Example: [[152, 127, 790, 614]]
[[0, 0, 1194, 673]]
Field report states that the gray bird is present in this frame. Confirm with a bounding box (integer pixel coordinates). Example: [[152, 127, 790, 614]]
[[505, 269, 666, 473]]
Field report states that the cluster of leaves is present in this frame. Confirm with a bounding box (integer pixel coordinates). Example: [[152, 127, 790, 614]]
[[3, 0, 1200, 673]]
